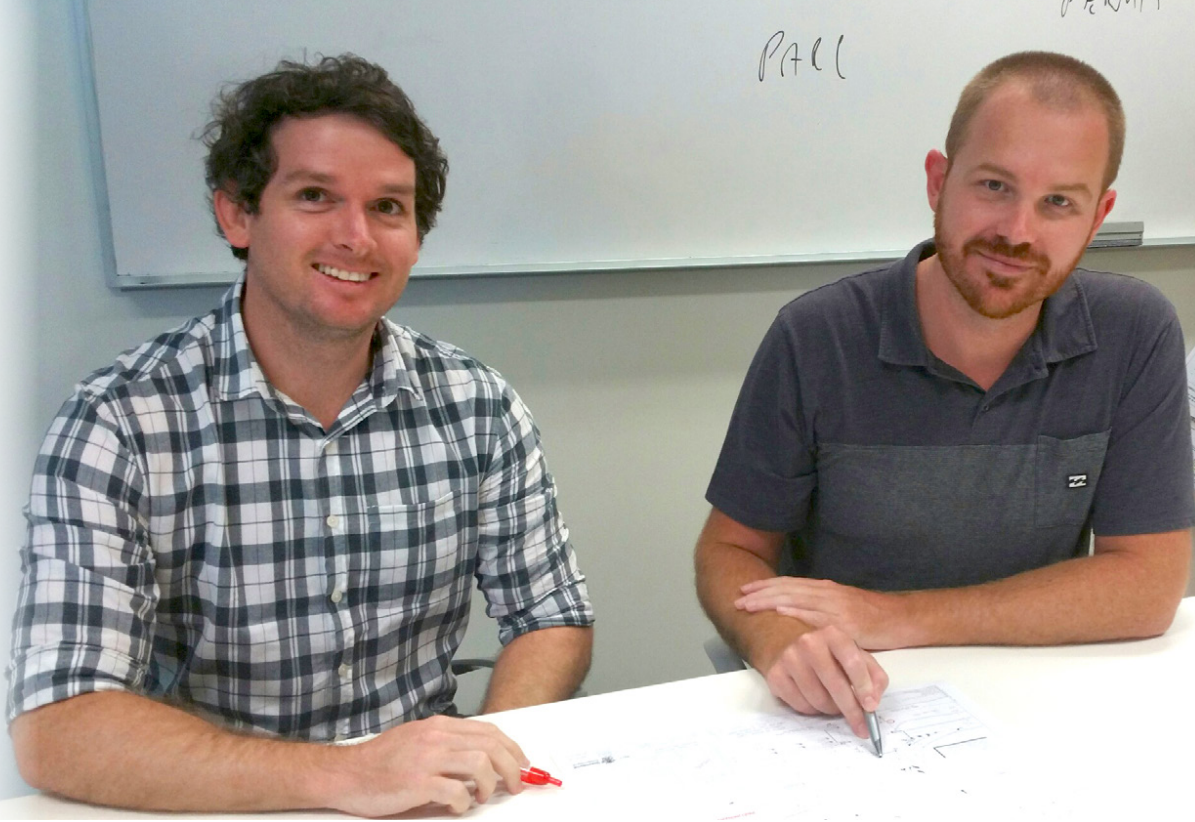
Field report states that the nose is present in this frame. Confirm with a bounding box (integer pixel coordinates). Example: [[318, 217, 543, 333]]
[[332, 202, 377, 257], [996, 198, 1037, 247]]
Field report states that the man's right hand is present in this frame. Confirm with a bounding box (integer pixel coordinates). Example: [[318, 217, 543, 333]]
[[330, 714, 530, 817], [760, 624, 889, 739]]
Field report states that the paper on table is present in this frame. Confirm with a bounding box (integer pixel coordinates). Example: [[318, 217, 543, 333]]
[[539, 683, 1059, 821]]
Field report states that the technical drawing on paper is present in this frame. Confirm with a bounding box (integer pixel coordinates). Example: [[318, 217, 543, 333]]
[[542, 683, 1052, 821]]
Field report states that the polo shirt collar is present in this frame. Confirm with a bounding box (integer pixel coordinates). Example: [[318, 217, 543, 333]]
[[877, 241, 937, 368], [1034, 272, 1098, 364], [878, 240, 1097, 373]]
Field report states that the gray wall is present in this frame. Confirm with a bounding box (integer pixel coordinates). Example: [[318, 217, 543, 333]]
[[0, 0, 36, 802], [3, 0, 1193, 800]]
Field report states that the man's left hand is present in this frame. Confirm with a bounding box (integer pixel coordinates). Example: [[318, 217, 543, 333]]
[[735, 577, 906, 650]]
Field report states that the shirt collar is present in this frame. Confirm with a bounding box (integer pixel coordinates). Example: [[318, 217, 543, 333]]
[[208, 276, 421, 408], [209, 277, 263, 402], [372, 319, 423, 406], [877, 241, 937, 368], [878, 239, 1097, 371], [1034, 271, 1098, 365]]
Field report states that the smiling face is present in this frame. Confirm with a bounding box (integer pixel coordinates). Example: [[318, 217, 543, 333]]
[[214, 113, 421, 350], [927, 81, 1116, 321]]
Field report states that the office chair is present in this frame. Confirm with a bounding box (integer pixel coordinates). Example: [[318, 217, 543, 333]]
[[451, 658, 495, 677], [450, 657, 587, 715], [703, 636, 747, 674]]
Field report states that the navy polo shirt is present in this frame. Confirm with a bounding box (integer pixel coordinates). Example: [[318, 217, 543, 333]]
[[707, 241, 1194, 591]]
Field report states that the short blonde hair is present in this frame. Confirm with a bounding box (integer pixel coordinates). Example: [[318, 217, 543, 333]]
[[945, 51, 1125, 191]]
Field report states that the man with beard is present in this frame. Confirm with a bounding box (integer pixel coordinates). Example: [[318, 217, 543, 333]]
[[695, 51, 1193, 741]]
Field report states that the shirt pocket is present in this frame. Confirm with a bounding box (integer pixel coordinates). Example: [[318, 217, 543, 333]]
[[1034, 432, 1110, 529], [365, 490, 468, 607]]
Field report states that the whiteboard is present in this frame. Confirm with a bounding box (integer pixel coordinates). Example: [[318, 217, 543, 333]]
[[79, 0, 1195, 287]]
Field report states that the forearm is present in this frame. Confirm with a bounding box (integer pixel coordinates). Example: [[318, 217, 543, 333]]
[[480, 625, 593, 713], [897, 531, 1191, 647], [695, 535, 811, 672], [695, 511, 889, 728], [11, 691, 345, 812]]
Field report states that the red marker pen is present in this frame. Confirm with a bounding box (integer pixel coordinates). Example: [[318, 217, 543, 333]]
[[520, 766, 562, 787]]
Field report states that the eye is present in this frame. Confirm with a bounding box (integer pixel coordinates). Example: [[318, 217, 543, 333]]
[[1045, 194, 1073, 209], [374, 198, 406, 216], [981, 179, 1006, 193], [297, 187, 327, 203]]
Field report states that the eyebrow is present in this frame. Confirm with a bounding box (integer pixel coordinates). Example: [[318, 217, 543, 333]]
[[973, 162, 1094, 199], [277, 170, 416, 196]]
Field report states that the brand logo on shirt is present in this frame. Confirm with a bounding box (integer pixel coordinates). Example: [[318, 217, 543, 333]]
[[1067, 474, 1088, 488]]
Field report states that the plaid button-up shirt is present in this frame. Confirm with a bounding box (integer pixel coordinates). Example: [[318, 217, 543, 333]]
[[7, 280, 592, 739]]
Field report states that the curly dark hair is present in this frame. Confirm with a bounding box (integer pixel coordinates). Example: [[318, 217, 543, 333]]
[[202, 54, 448, 260]]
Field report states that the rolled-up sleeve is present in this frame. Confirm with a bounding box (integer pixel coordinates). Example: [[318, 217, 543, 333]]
[[473, 383, 592, 646], [6, 392, 158, 722]]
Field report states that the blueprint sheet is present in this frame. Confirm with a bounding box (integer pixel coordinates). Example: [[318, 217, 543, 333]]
[[538, 683, 1057, 821]]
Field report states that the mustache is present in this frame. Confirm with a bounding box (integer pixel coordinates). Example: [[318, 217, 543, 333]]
[[963, 237, 1050, 268]]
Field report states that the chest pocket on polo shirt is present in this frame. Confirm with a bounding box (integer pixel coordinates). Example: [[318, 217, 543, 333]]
[[365, 490, 468, 606], [1034, 432, 1110, 528]]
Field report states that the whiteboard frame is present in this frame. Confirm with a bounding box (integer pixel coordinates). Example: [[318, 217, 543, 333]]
[[74, 0, 1195, 291]]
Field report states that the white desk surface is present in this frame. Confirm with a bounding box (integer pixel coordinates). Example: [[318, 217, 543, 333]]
[[4, 598, 1193, 820]]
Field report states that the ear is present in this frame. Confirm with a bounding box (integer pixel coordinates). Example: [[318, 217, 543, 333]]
[[925, 150, 949, 212], [1085, 188, 1117, 245], [213, 189, 252, 252]]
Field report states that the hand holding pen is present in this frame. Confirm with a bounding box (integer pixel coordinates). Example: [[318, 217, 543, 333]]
[[759, 623, 890, 743]]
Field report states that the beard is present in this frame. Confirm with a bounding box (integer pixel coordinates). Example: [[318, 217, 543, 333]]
[[933, 205, 1086, 321]]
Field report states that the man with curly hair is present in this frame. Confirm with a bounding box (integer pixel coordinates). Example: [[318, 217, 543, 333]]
[[8, 54, 593, 816]]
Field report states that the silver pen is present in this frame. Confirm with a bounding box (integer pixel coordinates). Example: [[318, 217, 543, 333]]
[[864, 711, 883, 757]]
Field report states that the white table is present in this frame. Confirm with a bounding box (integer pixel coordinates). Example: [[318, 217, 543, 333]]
[[4, 599, 1193, 819]]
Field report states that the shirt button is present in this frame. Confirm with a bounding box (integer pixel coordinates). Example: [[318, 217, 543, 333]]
[[982, 404, 990, 412], [338, 663, 351, 680], [330, 588, 343, 604], [326, 514, 341, 529]]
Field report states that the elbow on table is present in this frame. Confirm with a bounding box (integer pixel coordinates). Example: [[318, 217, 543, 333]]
[[1095, 529, 1192, 641], [1118, 583, 1187, 641], [8, 695, 97, 795], [1136, 596, 1184, 639], [10, 709, 53, 792]]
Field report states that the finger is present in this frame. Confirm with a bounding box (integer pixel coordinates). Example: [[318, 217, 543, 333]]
[[442, 737, 523, 798], [435, 717, 528, 787], [465, 728, 526, 794], [739, 577, 790, 594], [439, 748, 496, 778], [866, 654, 890, 703], [765, 660, 818, 716], [472, 757, 500, 804], [820, 637, 883, 737], [459, 719, 529, 766], [737, 585, 827, 612], [786, 635, 856, 720], [739, 585, 843, 614], [425, 776, 474, 816], [737, 580, 815, 603], [775, 606, 831, 628], [489, 748, 524, 796], [736, 590, 804, 611], [823, 628, 882, 710]]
